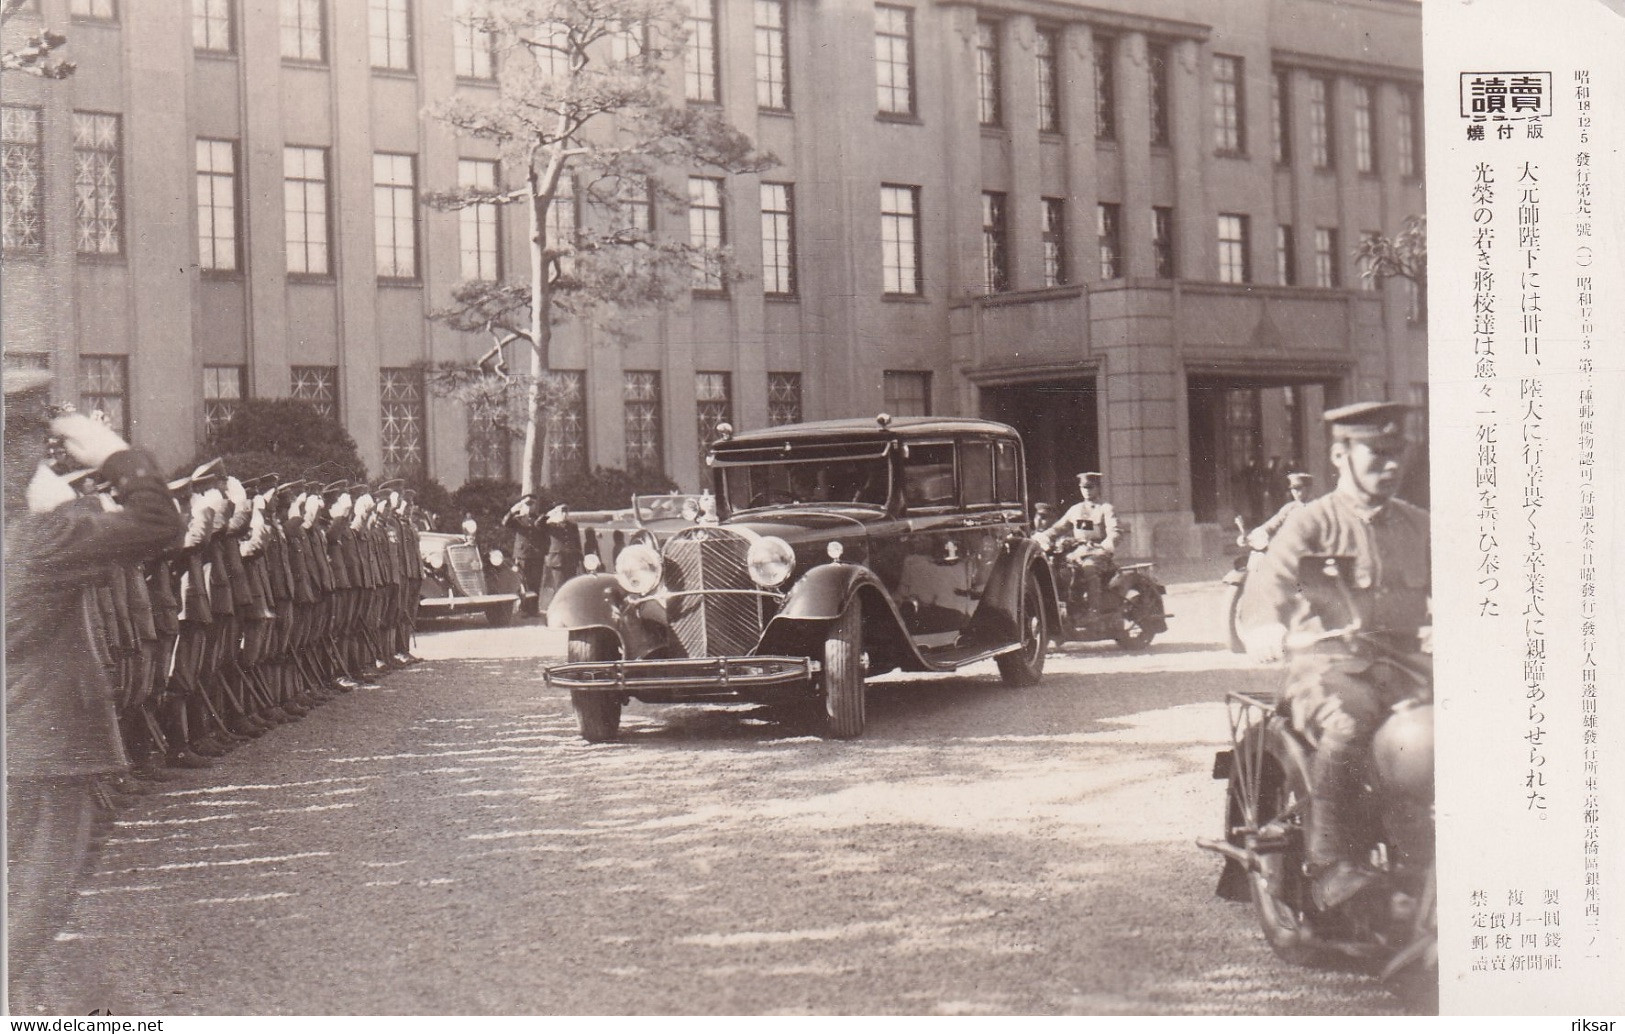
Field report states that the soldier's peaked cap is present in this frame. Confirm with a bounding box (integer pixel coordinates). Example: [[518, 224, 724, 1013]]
[[1323, 401, 1410, 442], [322, 479, 350, 497], [1287, 472, 1314, 486], [1077, 471, 1103, 482], [378, 478, 405, 492], [168, 457, 224, 493]]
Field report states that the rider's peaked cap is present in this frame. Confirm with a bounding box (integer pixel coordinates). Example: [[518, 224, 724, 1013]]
[[1286, 472, 1314, 487], [1077, 471, 1104, 483], [1323, 401, 1410, 444]]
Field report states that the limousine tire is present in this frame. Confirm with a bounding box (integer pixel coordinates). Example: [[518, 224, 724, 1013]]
[[996, 573, 1048, 687], [568, 631, 622, 742], [822, 599, 866, 739]]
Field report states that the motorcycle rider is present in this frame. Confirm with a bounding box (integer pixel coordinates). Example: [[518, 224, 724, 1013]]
[[1239, 402, 1430, 911], [1241, 471, 1315, 553], [1034, 471, 1120, 614]]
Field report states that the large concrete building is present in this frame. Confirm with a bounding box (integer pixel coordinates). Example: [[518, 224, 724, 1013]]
[[1, 0, 1423, 555]]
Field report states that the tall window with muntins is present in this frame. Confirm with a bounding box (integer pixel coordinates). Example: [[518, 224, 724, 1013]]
[[1093, 34, 1115, 140], [379, 367, 426, 478], [545, 174, 576, 277], [882, 370, 930, 417], [194, 0, 233, 53], [1217, 213, 1250, 284], [976, 21, 1002, 127], [760, 182, 796, 297], [1041, 197, 1067, 287], [71, 0, 116, 19], [284, 146, 330, 276], [452, 2, 494, 79], [290, 365, 338, 421], [755, 0, 788, 111], [1308, 74, 1333, 169], [369, 0, 412, 71], [545, 370, 587, 480], [1397, 88, 1419, 179], [532, 21, 571, 79], [1272, 67, 1291, 165], [203, 365, 245, 438], [615, 177, 654, 234], [611, 18, 646, 63], [623, 371, 663, 475], [687, 176, 725, 293], [982, 192, 1009, 293], [73, 112, 122, 256], [1036, 28, 1060, 134], [1096, 202, 1121, 280], [196, 139, 238, 272], [79, 355, 128, 437], [1276, 224, 1296, 286], [458, 158, 501, 282], [695, 372, 732, 475], [373, 153, 417, 279], [1314, 226, 1339, 287], [1213, 55, 1245, 155], [767, 372, 802, 426], [466, 409, 510, 481], [281, 0, 324, 62], [685, 0, 719, 102], [875, 5, 914, 117], [1152, 206, 1175, 279], [2, 106, 43, 253], [1353, 82, 1376, 173], [880, 184, 921, 296], [1147, 41, 1169, 145]]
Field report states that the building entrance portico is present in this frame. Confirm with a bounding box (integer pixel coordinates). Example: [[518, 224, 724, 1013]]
[[979, 377, 1098, 516]]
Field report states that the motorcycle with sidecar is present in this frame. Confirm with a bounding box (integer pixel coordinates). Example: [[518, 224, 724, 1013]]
[[1197, 555, 1436, 1005], [1042, 526, 1169, 650]]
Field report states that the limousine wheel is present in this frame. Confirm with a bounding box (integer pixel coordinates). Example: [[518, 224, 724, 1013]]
[[568, 631, 622, 742], [822, 599, 866, 739], [996, 573, 1048, 687]]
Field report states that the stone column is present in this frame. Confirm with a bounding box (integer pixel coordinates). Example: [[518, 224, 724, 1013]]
[[1059, 22, 1099, 288], [1116, 32, 1152, 279], [1003, 15, 1042, 291], [1170, 37, 1208, 279]]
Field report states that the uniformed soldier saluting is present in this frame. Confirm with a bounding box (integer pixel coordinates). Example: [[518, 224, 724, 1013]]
[[1238, 401, 1431, 910]]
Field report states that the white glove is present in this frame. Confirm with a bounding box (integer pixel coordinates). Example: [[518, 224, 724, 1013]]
[[241, 499, 268, 556], [352, 493, 374, 530], [225, 477, 251, 532], [331, 493, 352, 521], [287, 493, 305, 522], [1246, 528, 1270, 552], [301, 493, 322, 529], [185, 493, 212, 548], [48, 412, 128, 469], [1243, 621, 1288, 665], [201, 487, 226, 533], [25, 461, 77, 513]]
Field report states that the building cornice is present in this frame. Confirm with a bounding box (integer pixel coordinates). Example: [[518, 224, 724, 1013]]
[[941, 1, 1212, 41], [1273, 47, 1423, 84]]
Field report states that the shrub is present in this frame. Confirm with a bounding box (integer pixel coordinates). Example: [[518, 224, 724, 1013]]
[[191, 399, 367, 484]]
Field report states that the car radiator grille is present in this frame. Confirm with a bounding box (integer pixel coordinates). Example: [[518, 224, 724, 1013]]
[[663, 533, 763, 657], [445, 542, 489, 597]]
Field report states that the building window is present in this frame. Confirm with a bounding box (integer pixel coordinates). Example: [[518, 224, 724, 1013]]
[[1213, 55, 1245, 155], [1353, 81, 1376, 173], [545, 370, 587, 480], [452, 1, 494, 79], [767, 372, 802, 426], [695, 371, 732, 474], [755, 0, 788, 111], [373, 153, 417, 279], [545, 174, 576, 277], [880, 183, 921, 296], [982, 192, 1008, 293], [688, 176, 725, 293], [1217, 213, 1251, 284], [759, 182, 796, 297], [71, 0, 116, 20], [611, 18, 647, 63], [1308, 74, 1333, 169], [195, 139, 239, 272], [2, 106, 44, 253], [1152, 206, 1175, 280], [203, 365, 245, 438], [290, 365, 337, 421], [73, 112, 122, 256], [976, 20, 1002, 127], [466, 409, 509, 481], [380, 367, 425, 478], [1096, 202, 1121, 281], [1397, 88, 1419, 179], [882, 370, 930, 417], [1147, 41, 1169, 145], [79, 355, 128, 437], [624, 371, 663, 475], [281, 0, 325, 63], [685, 0, 719, 102], [284, 146, 330, 276], [1035, 28, 1060, 134], [1276, 224, 1295, 286], [613, 176, 654, 235], [1093, 34, 1115, 140], [193, 0, 233, 53], [1272, 67, 1291, 165], [1314, 226, 1339, 288], [875, 4, 915, 117], [1041, 197, 1067, 287], [458, 158, 501, 282], [369, 0, 412, 72]]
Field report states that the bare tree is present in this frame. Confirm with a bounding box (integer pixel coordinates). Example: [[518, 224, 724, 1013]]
[[2, 0, 75, 79]]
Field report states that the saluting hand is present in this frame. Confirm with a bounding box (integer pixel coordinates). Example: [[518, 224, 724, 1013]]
[[49, 412, 129, 469]]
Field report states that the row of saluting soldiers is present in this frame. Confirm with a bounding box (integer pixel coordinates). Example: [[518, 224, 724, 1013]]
[[81, 460, 429, 787]]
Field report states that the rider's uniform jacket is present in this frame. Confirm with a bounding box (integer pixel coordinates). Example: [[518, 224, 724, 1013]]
[[1052, 499, 1120, 554], [1252, 499, 1305, 543], [1240, 488, 1430, 652]]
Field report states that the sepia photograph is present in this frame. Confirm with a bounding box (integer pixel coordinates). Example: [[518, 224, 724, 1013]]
[[0, 0, 1616, 1019]]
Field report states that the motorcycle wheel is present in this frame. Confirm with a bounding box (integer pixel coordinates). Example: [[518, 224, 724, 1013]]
[[1248, 738, 1323, 965], [1223, 582, 1246, 654], [1114, 582, 1160, 651]]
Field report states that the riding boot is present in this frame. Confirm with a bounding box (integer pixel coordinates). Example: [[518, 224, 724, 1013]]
[[1307, 726, 1381, 910]]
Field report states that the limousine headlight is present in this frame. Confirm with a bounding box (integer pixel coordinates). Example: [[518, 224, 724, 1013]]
[[615, 542, 663, 595], [747, 536, 795, 588]]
